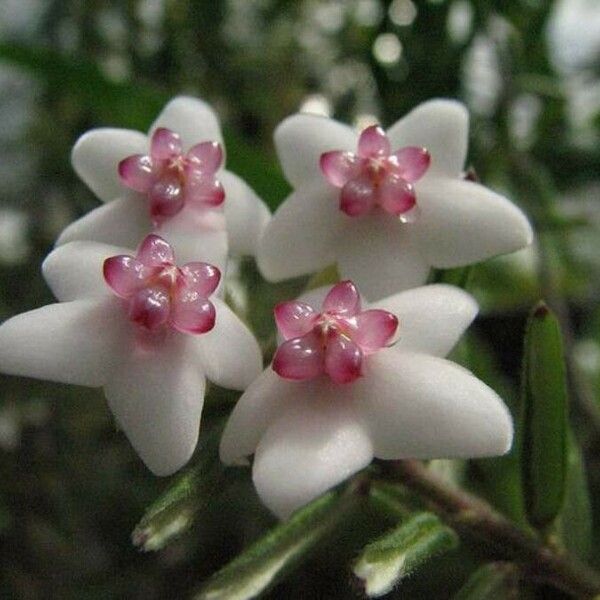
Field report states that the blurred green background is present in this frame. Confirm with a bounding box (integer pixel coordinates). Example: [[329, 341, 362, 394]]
[[0, 0, 599, 598]]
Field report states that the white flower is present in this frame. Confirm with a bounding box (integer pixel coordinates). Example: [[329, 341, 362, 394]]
[[220, 282, 513, 519], [0, 235, 262, 475], [57, 96, 271, 266], [258, 99, 533, 300]]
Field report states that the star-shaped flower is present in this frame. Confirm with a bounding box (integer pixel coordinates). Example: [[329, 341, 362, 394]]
[[220, 282, 513, 519], [258, 99, 533, 300], [58, 96, 271, 266], [0, 235, 262, 475]]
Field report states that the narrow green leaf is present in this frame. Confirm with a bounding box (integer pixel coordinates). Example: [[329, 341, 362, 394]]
[[197, 488, 358, 600], [353, 512, 458, 598], [555, 433, 593, 561], [521, 301, 568, 528], [453, 563, 520, 599], [132, 427, 224, 551]]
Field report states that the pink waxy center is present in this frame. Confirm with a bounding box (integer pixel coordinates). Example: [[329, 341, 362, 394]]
[[272, 280, 398, 384], [118, 128, 225, 225], [320, 125, 430, 220], [103, 234, 220, 334]]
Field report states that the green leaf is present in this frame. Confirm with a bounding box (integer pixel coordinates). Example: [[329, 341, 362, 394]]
[[520, 301, 568, 528], [555, 433, 593, 561], [305, 264, 340, 291], [196, 487, 359, 600], [430, 266, 472, 289], [453, 563, 520, 599], [353, 512, 458, 598], [132, 427, 224, 552]]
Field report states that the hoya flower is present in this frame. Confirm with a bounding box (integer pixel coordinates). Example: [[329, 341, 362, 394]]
[[220, 281, 512, 519], [258, 99, 533, 300], [0, 235, 262, 475], [57, 96, 270, 266]]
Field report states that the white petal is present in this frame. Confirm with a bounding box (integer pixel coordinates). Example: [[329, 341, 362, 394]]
[[149, 96, 224, 151], [274, 114, 357, 187], [253, 397, 373, 519], [257, 182, 344, 281], [357, 350, 513, 459], [220, 368, 296, 465], [105, 334, 206, 476], [56, 194, 150, 248], [0, 298, 126, 387], [414, 178, 534, 268], [372, 284, 478, 357], [43, 241, 131, 302], [72, 129, 148, 202], [220, 170, 271, 257], [336, 213, 430, 300], [158, 207, 229, 267], [386, 100, 469, 178], [190, 297, 262, 391]]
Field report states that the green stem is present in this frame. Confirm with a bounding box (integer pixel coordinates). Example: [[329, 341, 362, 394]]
[[384, 460, 600, 599]]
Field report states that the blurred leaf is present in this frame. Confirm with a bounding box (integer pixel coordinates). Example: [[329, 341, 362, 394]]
[[457, 334, 526, 525], [305, 265, 340, 291], [353, 512, 458, 598], [196, 488, 358, 600], [521, 302, 568, 528], [132, 426, 224, 552], [431, 266, 472, 289], [555, 434, 593, 561], [453, 562, 520, 599], [368, 481, 413, 521], [0, 42, 288, 208]]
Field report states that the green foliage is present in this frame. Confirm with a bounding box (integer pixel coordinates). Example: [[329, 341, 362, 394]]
[[453, 563, 520, 600], [196, 488, 359, 600], [132, 426, 225, 552], [353, 512, 458, 598], [520, 302, 568, 528]]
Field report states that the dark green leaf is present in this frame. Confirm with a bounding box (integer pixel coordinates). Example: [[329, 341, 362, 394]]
[[196, 487, 358, 600], [453, 563, 520, 599], [555, 433, 593, 561], [353, 512, 458, 597], [521, 302, 568, 528], [430, 266, 472, 289]]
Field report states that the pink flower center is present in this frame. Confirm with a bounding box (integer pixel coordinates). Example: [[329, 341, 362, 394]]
[[272, 280, 398, 384], [319, 124, 430, 219], [118, 128, 225, 226], [103, 234, 220, 335]]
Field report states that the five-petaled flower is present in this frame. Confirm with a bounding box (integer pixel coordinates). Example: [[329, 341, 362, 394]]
[[273, 280, 398, 384], [220, 282, 513, 519], [0, 235, 262, 475], [258, 99, 534, 300], [57, 96, 270, 266]]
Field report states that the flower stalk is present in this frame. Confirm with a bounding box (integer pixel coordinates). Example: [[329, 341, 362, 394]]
[[384, 459, 600, 599]]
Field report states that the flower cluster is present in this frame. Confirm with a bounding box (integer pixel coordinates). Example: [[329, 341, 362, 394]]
[[0, 97, 532, 518]]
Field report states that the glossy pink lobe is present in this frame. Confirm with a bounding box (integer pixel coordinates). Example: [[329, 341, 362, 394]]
[[118, 155, 155, 193], [118, 127, 224, 224], [151, 128, 183, 160], [274, 301, 318, 339], [358, 125, 390, 158], [322, 280, 361, 316], [272, 280, 398, 384], [319, 125, 430, 219], [324, 334, 363, 384], [272, 332, 324, 380], [353, 309, 399, 354], [170, 289, 216, 334], [103, 234, 220, 335]]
